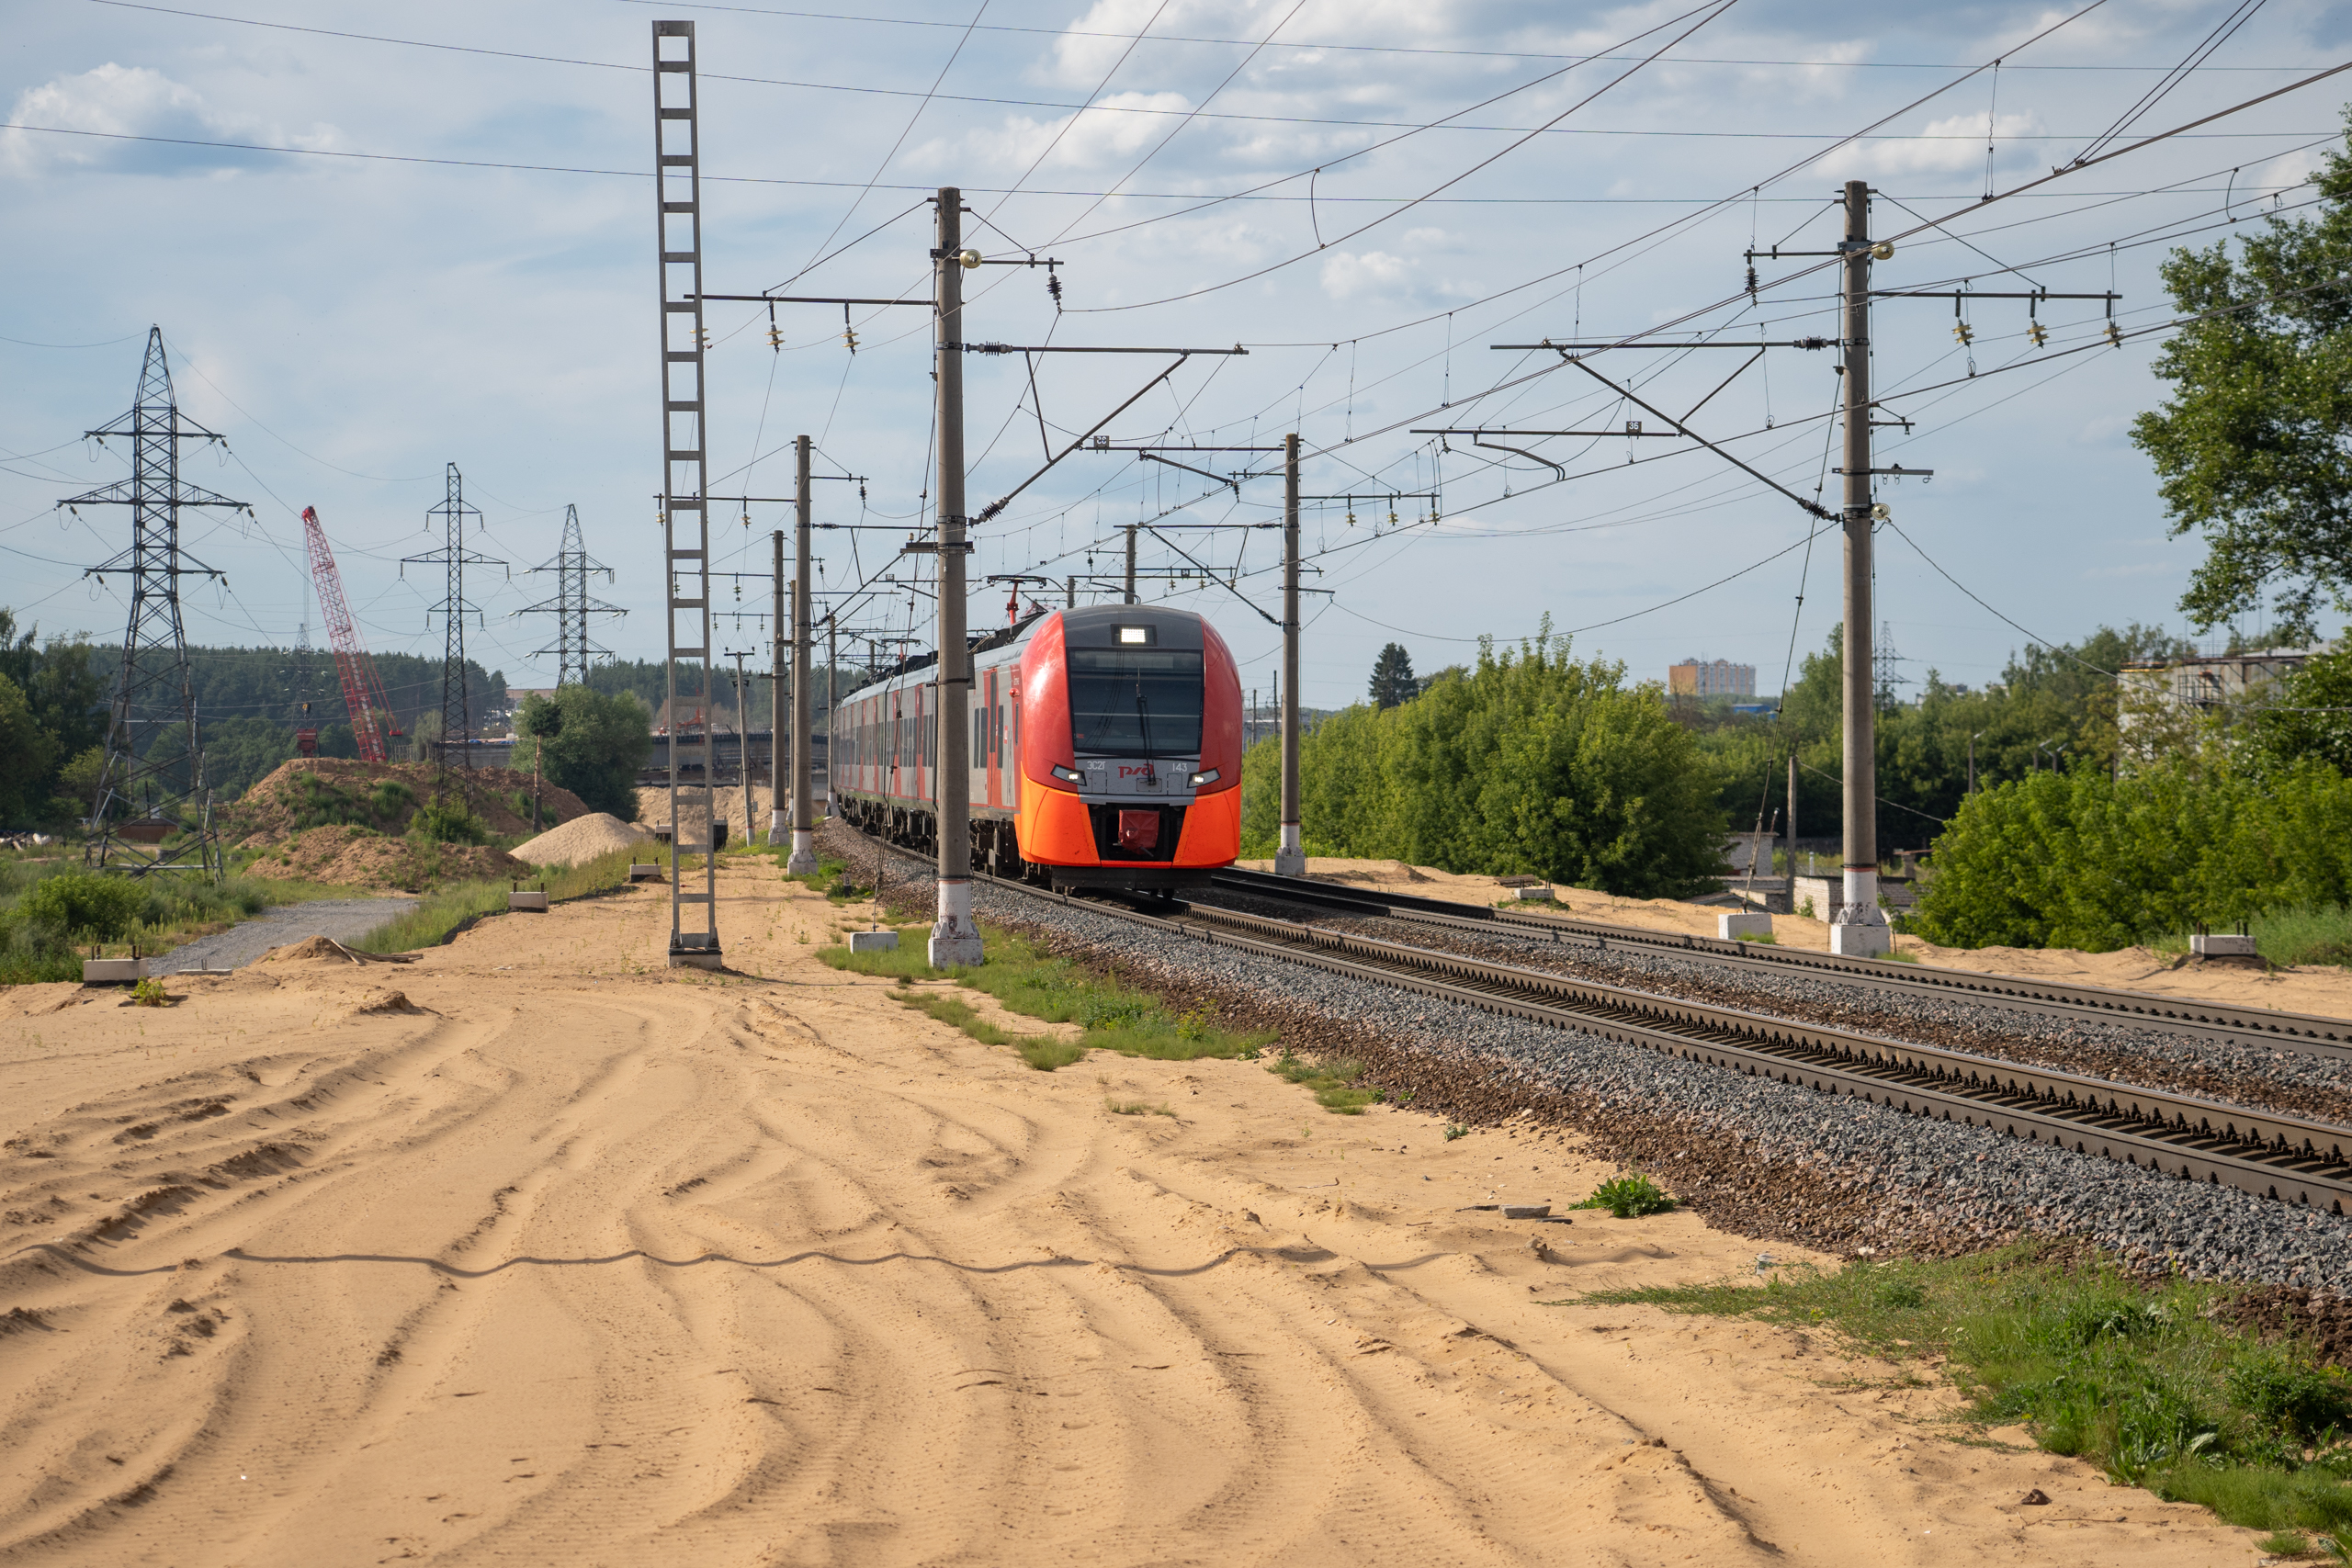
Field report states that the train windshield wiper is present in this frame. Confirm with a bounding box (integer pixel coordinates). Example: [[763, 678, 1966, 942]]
[[1133, 680, 1155, 764]]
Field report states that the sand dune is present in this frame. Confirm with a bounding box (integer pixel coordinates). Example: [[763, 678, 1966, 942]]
[[0, 865, 2266, 1564]]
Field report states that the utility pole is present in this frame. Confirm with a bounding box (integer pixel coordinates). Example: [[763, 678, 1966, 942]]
[[788, 434, 819, 873], [729, 649, 754, 846], [1787, 751, 1799, 882], [929, 186, 982, 966], [1833, 177, 1890, 957], [1275, 432, 1306, 877], [1124, 525, 1137, 605], [770, 526, 786, 845], [1065, 575, 1076, 608]]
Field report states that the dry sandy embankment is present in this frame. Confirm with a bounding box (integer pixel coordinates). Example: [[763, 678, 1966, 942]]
[[1250, 853, 2352, 1021], [0, 863, 2271, 1565]]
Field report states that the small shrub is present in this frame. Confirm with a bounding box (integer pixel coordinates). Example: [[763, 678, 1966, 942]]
[[1576, 1173, 1675, 1218], [412, 799, 490, 845], [19, 872, 145, 940], [1443, 1123, 1470, 1141], [130, 977, 169, 1007], [1105, 1099, 1174, 1117]]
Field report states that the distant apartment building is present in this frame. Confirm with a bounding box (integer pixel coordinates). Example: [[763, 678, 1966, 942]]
[[2119, 645, 2321, 719], [1668, 657, 1756, 697]]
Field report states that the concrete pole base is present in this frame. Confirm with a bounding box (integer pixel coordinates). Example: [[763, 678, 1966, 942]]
[[929, 878, 984, 968], [1828, 921, 1891, 958], [668, 948, 725, 970], [769, 809, 788, 843], [1273, 823, 1306, 878], [786, 828, 819, 875]]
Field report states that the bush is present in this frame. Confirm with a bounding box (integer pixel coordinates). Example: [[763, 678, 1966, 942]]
[[411, 799, 490, 845], [18, 871, 145, 939], [1916, 761, 2352, 950], [1238, 619, 1726, 897]]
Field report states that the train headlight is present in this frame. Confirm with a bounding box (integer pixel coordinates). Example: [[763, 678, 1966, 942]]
[[1050, 763, 1083, 784], [1188, 767, 1220, 787]]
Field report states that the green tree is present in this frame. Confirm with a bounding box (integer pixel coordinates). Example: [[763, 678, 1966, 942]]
[[515, 686, 653, 819], [2132, 110, 2352, 641], [1245, 625, 1724, 897], [0, 673, 58, 826], [1368, 642, 1417, 708], [2244, 644, 2352, 776]]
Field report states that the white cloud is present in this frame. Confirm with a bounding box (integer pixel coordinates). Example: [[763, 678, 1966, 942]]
[[919, 91, 1195, 177], [1853, 110, 2045, 178], [3, 62, 335, 177], [1319, 247, 1412, 299]]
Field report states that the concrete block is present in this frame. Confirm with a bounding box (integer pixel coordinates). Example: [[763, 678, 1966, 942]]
[[929, 931, 984, 968], [1272, 846, 1306, 877], [628, 863, 662, 882], [1830, 920, 1892, 959], [849, 930, 899, 953], [2192, 932, 2258, 957], [508, 891, 548, 912], [81, 957, 144, 984], [1717, 910, 1773, 941], [668, 948, 723, 970], [1511, 885, 1555, 902], [1792, 875, 1842, 923]]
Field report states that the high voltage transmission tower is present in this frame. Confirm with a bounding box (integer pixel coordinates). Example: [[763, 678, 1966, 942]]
[[62, 327, 248, 881], [401, 464, 503, 774], [519, 503, 625, 686]]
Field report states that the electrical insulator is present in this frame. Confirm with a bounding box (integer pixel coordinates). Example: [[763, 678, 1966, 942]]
[[1345, 510, 1357, 526], [766, 323, 784, 351], [1745, 265, 1758, 296], [1046, 272, 1063, 308], [2105, 321, 2123, 348], [1387, 509, 1398, 528], [842, 326, 859, 354], [1953, 321, 1974, 346], [2027, 320, 2048, 348], [697, 327, 711, 350]]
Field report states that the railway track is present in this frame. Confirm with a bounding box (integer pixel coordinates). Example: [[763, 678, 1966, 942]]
[[839, 829, 2352, 1213], [1210, 866, 2352, 1061]]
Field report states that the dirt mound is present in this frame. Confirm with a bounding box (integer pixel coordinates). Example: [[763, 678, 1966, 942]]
[[512, 812, 651, 867], [244, 825, 524, 892], [255, 935, 414, 966], [226, 760, 593, 848]]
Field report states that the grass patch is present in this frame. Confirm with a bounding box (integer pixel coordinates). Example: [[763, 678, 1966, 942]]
[[1573, 1172, 1676, 1217], [1734, 931, 1777, 944], [1584, 1243, 2352, 1541], [816, 919, 1272, 1070], [1105, 1099, 1174, 1117], [1443, 1122, 1470, 1141], [0, 860, 346, 985], [352, 844, 640, 953], [1266, 1050, 1381, 1114]]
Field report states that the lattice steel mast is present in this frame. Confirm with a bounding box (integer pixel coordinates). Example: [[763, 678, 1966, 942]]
[[401, 464, 503, 772], [63, 327, 245, 880], [518, 503, 625, 686], [652, 18, 721, 967]]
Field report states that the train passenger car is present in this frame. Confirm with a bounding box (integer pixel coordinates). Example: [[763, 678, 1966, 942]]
[[830, 604, 1243, 890]]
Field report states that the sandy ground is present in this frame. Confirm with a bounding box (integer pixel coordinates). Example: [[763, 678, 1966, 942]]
[[0, 862, 2274, 1566], [1244, 854, 2352, 1022]]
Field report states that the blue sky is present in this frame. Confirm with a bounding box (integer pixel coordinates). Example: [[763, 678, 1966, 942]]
[[4, 0, 2347, 709]]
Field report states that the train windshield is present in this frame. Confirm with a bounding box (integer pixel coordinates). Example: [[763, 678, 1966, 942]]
[[1067, 649, 1204, 758]]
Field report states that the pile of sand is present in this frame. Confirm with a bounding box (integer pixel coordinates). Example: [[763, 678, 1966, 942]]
[[255, 935, 414, 965], [244, 825, 524, 892], [511, 812, 651, 867]]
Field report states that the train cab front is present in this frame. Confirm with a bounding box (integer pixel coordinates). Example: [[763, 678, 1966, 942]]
[[1015, 604, 1243, 893]]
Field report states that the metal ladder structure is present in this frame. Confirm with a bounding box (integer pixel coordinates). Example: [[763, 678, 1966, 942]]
[[651, 19, 720, 967]]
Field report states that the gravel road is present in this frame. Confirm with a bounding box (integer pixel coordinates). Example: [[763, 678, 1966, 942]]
[[152, 898, 418, 974]]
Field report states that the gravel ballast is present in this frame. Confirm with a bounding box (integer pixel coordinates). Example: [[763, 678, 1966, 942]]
[[823, 823, 2352, 1292]]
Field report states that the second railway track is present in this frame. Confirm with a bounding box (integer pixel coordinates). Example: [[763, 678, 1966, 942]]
[[837, 826, 2352, 1215]]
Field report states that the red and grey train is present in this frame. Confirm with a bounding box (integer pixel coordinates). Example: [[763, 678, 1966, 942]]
[[830, 604, 1243, 890]]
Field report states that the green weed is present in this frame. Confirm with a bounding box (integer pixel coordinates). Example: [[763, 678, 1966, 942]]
[[1574, 1173, 1675, 1217], [1443, 1123, 1470, 1141], [1105, 1099, 1174, 1117], [820, 920, 1270, 1071], [1586, 1244, 2352, 1540], [1267, 1051, 1380, 1114], [129, 976, 169, 1007]]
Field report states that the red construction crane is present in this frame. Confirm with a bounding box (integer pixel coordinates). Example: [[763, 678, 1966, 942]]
[[300, 506, 401, 763]]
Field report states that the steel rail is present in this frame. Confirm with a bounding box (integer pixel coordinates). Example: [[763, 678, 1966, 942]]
[[1209, 867, 2352, 1057], [838, 828, 2352, 1210]]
